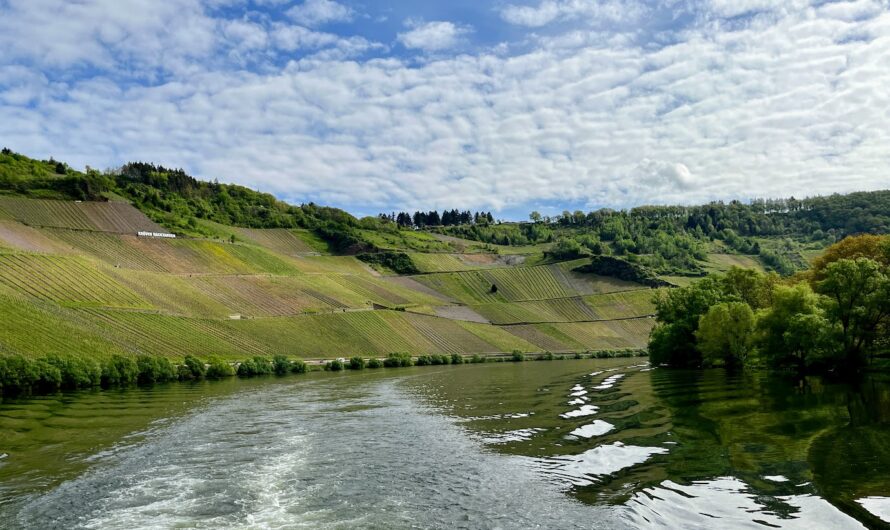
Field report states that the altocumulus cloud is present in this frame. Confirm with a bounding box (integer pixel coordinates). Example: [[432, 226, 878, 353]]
[[0, 0, 889, 217]]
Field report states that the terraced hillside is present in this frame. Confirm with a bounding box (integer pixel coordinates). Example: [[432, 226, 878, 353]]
[[0, 197, 661, 361]]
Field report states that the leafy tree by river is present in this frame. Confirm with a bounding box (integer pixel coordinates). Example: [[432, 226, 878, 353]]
[[649, 235, 890, 374]]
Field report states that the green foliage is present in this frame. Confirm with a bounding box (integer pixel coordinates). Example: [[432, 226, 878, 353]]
[[290, 359, 308, 374], [136, 355, 177, 384], [450, 353, 464, 364], [367, 358, 383, 369], [696, 302, 755, 368], [415, 355, 432, 366], [206, 357, 235, 379], [470, 354, 484, 364], [575, 256, 669, 287], [238, 356, 274, 377], [383, 352, 413, 367], [755, 284, 834, 370], [0, 355, 61, 394], [183, 355, 207, 379], [544, 238, 585, 260], [815, 258, 890, 367], [101, 355, 139, 386], [325, 359, 344, 371], [357, 251, 419, 274], [348, 356, 366, 370], [649, 276, 727, 367], [511, 350, 525, 362], [272, 355, 292, 375]]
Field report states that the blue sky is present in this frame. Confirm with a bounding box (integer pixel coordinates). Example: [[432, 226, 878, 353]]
[[1, 0, 889, 220]]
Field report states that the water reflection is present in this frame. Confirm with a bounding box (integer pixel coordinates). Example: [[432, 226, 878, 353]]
[[414, 361, 890, 528]]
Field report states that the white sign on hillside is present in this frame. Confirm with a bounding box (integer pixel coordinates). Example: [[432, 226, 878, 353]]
[[137, 231, 176, 238]]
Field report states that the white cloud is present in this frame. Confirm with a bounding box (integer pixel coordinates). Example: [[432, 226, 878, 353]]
[[286, 0, 353, 27], [500, 0, 646, 27], [2, 1, 890, 215], [397, 21, 472, 51]]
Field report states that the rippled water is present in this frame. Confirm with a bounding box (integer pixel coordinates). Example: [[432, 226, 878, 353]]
[[1, 360, 888, 529]]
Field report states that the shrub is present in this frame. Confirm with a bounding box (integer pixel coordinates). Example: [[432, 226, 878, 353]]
[[136, 355, 176, 384], [183, 355, 206, 379], [573, 352, 583, 359], [511, 350, 525, 362], [367, 358, 383, 369], [325, 359, 344, 371], [206, 357, 235, 379], [253, 356, 273, 375], [44, 354, 102, 389], [537, 351, 554, 361], [470, 354, 484, 364], [0, 356, 64, 394], [349, 357, 366, 370], [415, 355, 432, 366], [177, 364, 195, 381], [101, 355, 139, 387], [450, 353, 464, 364], [290, 359, 308, 374], [384, 352, 413, 367], [237, 358, 258, 377], [273, 355, 291, 375]]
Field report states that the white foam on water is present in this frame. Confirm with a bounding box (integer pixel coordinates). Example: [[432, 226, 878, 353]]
[[571, 384, 585, 392], [569, 420, 614, 438], [482, 428, 546, 445], [623, 477, 866, 529], [857, 497, 890, 523], [567, 398, 586, 405], [534, 442, 669, 487], [589, 371, 604, 376], [763, 475, 789, 482], [570, 389, 588, 397], [593, 374, 625, 390], [560, 404, 599, 418]]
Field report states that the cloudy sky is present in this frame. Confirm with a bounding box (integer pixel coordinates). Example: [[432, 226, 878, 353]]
[[1, 0, 888, 218]]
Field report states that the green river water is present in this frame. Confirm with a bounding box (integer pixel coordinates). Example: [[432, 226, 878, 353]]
[[1, 359, 888, 529]]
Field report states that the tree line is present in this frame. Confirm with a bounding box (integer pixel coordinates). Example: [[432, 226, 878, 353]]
[[380, 209, 495, 228]]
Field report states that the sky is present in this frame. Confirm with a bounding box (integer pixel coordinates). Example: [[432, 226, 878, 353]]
[[0, 0, 889, 220]]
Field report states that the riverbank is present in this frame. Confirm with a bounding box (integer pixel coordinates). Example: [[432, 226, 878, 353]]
[[0, 348, 647, 399]]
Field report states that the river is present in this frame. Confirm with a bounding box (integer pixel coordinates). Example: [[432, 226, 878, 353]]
[[1, 359, 888, 529]]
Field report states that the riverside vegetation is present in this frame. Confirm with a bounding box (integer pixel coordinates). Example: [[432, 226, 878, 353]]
[[1, 148, 889, 395]]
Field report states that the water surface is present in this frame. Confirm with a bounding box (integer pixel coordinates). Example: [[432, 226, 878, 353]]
[[1, 360, 888, 528]]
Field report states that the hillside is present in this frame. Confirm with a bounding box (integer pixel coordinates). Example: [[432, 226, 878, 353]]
[[0, 152, 661, 366]]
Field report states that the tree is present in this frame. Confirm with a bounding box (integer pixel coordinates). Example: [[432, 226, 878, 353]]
[[809, 234, 890, 282], [816, 258, 890, 367], [696, 302, 755, 368], [755, 283, 833, 371], [648, 277, 726, 367], [529, 211, 542, 223]]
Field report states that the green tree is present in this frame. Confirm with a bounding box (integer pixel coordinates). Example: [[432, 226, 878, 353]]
[[755, 284, 833, 371], [816, 258, 890, 367], [695, 302, 755, 368], [649, 276, 726, 367]]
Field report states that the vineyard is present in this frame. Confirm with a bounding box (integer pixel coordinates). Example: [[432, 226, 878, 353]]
[[233, 228, 319, 256], [0, 253, 149, 309], [413, 264, 586, 304], [0, 196, 665, 363], [0, 197, 163, 233]]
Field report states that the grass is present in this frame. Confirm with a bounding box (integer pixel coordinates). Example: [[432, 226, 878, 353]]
[[358, 228, 457, 253], [705, 253, 765, 273]]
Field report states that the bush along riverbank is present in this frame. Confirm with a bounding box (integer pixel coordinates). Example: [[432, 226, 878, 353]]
[[0, 349, 648, 398]]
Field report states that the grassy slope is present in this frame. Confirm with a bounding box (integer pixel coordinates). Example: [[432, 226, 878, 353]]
[[0, 197, 674, 361]]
